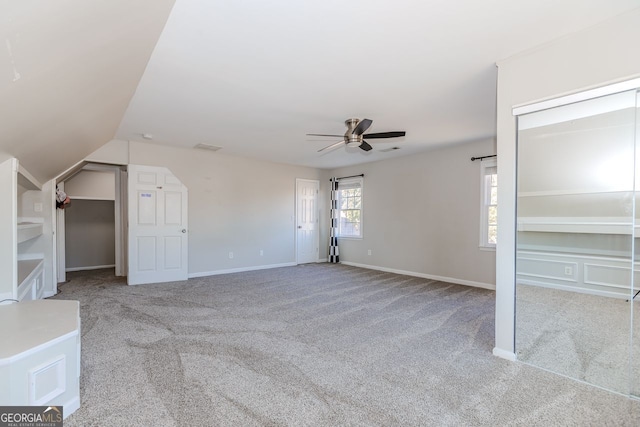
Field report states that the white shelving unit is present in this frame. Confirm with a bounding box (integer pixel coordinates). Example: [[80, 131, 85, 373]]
[[0, 158, 45, 304], [17, 222, 44, 244], [0, 159, 80, 418]]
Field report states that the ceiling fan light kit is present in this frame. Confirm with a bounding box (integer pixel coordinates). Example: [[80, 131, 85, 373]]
[[308, 118, 406, 153]]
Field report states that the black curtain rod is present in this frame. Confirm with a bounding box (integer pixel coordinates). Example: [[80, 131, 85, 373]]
[[331, 174, 364, 181], [470, 154, 497, 162]]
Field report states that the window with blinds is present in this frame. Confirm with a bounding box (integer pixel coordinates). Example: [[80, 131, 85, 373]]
[[337, 177, 363, 238], [480, 160, 497, 248]]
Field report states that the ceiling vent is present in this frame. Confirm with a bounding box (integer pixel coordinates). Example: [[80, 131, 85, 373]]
[[380, 146, 401, 153], [194, 143, 222, 152]]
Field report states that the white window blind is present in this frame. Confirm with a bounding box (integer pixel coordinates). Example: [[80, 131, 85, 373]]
[[337, 177, 363, 238], [480, 160, 497, 249]]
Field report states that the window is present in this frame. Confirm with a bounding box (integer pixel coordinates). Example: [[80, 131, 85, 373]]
[[337, 177, 363, 238], [480, 160, 497, 249]]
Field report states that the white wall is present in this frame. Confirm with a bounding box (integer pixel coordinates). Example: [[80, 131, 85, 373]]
[[495, 8, 640, 358], [128, 141, 327, 275], [65, 200, 116, 270], [86, 139, 129, 165], [65, 170, 116, 200], [328, 138, 497, 288]]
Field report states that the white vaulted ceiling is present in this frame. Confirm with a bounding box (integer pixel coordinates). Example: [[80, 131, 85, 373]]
[[2, 1, 640, 180], [0, 0, 176, 183]]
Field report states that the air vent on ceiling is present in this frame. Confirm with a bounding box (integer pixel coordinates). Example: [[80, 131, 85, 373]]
[[194, 143, 222, 152], [380, 146, 401, 153]]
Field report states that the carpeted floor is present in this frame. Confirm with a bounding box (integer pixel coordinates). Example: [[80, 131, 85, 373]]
[[516, 284, 640, 395], [53, 264, 640, 426]]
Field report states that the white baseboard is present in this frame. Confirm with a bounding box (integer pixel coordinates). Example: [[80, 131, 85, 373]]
[[66, 264, 115, 272], [339, 261, 496, 290], [188, 262, 297, 278], [63, 395, 80, 419], [493, 347, 517, 361]]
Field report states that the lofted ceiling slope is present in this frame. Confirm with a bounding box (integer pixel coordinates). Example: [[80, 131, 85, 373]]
[[0, 0, 175, 183], [2, 1, 640, 182]]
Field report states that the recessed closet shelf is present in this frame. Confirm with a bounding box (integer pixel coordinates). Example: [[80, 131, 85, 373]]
[[17, 222, 43, 244]]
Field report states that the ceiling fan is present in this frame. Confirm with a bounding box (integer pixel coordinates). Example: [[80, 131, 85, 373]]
[[307, 118, 406, 153]]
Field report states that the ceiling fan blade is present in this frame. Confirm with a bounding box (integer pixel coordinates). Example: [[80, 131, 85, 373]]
[[307, 133, 344, 138], [363, 131, 406, 139], [353, 119, 373, 136], [359, 141, 373, 152], [318, 140, 345, 153]]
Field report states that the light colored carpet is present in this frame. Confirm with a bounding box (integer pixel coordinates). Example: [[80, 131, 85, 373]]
[[53, 264, 640, 426], [516, 284, 640, 395]]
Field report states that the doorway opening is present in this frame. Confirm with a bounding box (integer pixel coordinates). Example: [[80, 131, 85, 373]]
[[55, 162, 127, 284]]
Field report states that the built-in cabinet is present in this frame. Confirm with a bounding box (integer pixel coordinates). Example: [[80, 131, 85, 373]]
[[0, 300, 81, 418], [0, 158, 81, 418], [0, 158, 46, 303]]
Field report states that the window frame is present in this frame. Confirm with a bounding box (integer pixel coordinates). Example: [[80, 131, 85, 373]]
[[479, 159, 497, 250], [336, 177, 364, 239]]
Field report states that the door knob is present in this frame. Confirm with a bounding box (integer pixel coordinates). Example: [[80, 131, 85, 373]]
[[297, 226, 302, 229], [181, 229, 187, 233]]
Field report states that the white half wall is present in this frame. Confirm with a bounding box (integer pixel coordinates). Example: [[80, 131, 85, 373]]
[[128, 141, 327, 275], [328, 138, 497, 289], [495, 8, 640, 358]]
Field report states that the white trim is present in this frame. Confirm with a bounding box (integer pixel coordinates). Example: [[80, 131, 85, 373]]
[[66, 196, 115, 201], [512, 77, 640, 116], [188, 262, 297, 278], [63, 396, 80, 420], [340, 261, 495, 290], [493, 347, 516, 361], [65, 264, 115, 272], [516, 90, 636, 129], [29, 354, 66, 405]]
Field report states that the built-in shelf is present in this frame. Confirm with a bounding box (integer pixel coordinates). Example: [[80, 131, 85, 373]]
[[0, 158, 47, 303], [518, 189, 632, 198], [16, 165, 41, 191], [16, 258, 44, 301], [17, 259, 43, 287], [17, 222, 43, 244], [517, 217, 632, 235]]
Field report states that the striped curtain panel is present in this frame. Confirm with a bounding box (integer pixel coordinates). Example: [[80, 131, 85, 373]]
[[329, 177, 340, 263]]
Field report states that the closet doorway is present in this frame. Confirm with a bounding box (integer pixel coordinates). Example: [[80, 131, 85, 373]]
[[56, 163, 127, 283]]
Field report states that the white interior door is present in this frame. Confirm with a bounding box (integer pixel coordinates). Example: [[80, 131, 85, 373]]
[[128, 165, 188, 285], [296, 179, 319, 264]]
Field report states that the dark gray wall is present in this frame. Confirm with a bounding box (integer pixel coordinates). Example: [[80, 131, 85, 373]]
[[65, 199, 115, 270]]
